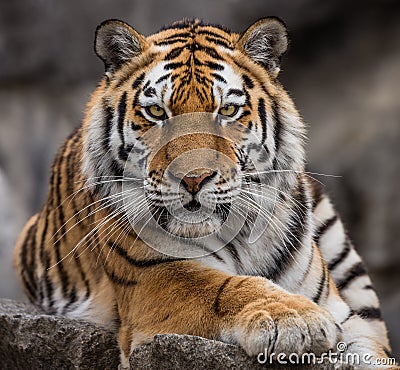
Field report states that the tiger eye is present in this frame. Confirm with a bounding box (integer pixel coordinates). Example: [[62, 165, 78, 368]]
[[219, 105, 238, 117], [147, 105, 166, 119]]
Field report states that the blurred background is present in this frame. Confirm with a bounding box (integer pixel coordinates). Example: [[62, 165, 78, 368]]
[[0, 0, 398, 358]]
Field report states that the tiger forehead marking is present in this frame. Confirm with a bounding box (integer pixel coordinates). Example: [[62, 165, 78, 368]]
[[140, 24, 248, 116]]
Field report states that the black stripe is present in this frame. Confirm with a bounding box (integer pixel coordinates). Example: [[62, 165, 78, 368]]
[[103, 263, 138, 286], [314, 215, 338, 245], [242, 74, 254, 89], [73, 251, 91, 299], [131, 120, 143, 131], [213, 276, 233, 315], [117, 92, 127, 145], [164, 32, 191, 40], [205, 61, 224, 71], [28, 222, 38, 292], [144, 87, 156, 97], [195, 86, 207, 103], [20, 223, 37, 300], [63, 285, 78, 313], [43, 251, 55, 312], [211, 73, 226, 83], [118, 145, 129, 161], [244, 89, 252, 109], [238, 110, 251, 120], [160, 22, 192, 31], [196, 45, 222, 60], [271, 99, 282, 155], [327, 239, 351, 271], [383, 347, 393, 358], [115, 72, 132, 89], [39, 210, 50, 306], [164, 62, 184, 70], [299, 242, 315, 285], [197, 29, 229, 41], [264, 180, 309, 281], [54, 153, 69, 299], [225, 243, 240, 263], [155, 74, 170, 84], [311, 180, 324, 210], [312, 264, 327, 303], [164, 47, 185, 60], [105, 241, 183, 267], [132, 87, 141, 108], [356, 307, 382, 320], [210, 250, 225, 262], [132, 72, 145, 89], [110, 158, 124, 177], [340, 310, 354, 325], [227, 88, 244, 97], [337, 262, 367, 290], [205, 36, 233, 49], [66, 138, 80, 228], [102, 103, 114, 151], [143, 79, 151, 90], [156, 38, 188, 46], [22, 275, 36, 300], [258, 98, 267, 144]]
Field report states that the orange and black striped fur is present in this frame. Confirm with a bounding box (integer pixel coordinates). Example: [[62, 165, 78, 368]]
[[14, 18, 393, 368]]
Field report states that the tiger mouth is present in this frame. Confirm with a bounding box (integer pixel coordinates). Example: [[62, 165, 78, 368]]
[[148, 202, 231, 236], [183, 200, 202, 212]]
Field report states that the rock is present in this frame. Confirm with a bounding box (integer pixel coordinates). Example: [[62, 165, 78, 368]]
[[130, 334, 351, 370], [0, 299, 120, 370], [0, 299, 351, 370]]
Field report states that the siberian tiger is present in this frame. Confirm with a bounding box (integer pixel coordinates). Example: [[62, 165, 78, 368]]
[[14, 17, 393, 368]]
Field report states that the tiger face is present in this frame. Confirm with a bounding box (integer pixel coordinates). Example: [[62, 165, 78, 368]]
[[83, 18, 306, 242]]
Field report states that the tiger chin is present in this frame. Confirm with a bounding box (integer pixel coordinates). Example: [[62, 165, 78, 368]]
[[14, 17, 395, 369]]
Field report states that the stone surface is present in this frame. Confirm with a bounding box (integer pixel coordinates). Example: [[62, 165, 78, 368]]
[[0, 299, 349, 370], [0, 299, 120, 370]]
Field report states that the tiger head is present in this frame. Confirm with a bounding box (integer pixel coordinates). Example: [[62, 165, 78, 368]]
[[82, 18, 306, 242]]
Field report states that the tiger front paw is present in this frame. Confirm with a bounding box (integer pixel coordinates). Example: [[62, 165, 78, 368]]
[[228, 295, 341, 357]]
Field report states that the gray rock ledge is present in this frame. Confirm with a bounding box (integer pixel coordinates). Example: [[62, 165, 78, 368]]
[[0, 299, 351, 369]]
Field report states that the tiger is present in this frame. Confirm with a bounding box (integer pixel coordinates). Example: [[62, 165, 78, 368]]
[[14, 17, 394, 369]]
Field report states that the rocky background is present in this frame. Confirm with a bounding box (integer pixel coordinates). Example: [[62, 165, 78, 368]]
[[0, 0, 399, 360]]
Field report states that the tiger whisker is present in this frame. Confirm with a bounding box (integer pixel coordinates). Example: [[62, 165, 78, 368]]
[[237, 193, 307, 266], [54, 191, 149, 267], [241, 185, 307, 219], [87, 195, 152, 263], [74, 175, 143, 184], [92, 192, 155, 262], [50, 187, 140, 245]]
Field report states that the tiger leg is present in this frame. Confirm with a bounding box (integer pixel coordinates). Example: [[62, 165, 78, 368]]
[[112, 260, 340, 368], [312, 186, 390, 352], [310, 244, 392, 365], [13, 213, 40, 302]]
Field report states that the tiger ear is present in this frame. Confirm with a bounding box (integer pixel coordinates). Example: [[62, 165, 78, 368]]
[[237, 17, 288, 77], [95, 19, 147, 73]]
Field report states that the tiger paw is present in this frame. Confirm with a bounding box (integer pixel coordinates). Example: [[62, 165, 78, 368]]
[[228, 296, 341, 357]]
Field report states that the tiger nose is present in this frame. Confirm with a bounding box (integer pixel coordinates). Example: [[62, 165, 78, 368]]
[[181, 171, 216, 194]]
